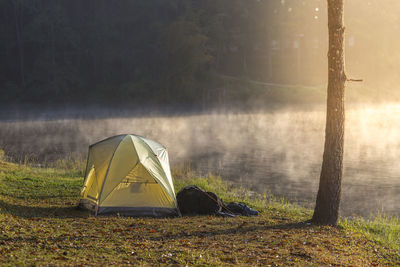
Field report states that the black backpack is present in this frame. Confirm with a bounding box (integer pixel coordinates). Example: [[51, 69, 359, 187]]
[[176, 185, 224, 215]]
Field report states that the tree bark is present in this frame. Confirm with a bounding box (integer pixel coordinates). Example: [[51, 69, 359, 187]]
[[312, 0, 346, 226]]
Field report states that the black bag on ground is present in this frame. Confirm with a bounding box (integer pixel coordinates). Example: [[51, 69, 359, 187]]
[[225, 202, 259, 217], [176, 185, 224, 215]]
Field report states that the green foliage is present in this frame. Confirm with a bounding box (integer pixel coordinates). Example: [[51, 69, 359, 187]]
[[53, 157, 86, 176], [0, 0, 333, 107], [0, 148, 5, 161], [3, 0, 400, 106]]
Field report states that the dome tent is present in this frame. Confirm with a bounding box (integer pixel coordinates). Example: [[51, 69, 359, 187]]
[[79, 134, 179, 217]]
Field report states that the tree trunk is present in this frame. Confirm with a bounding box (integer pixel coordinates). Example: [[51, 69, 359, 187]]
[[312, 0, 346, 226]]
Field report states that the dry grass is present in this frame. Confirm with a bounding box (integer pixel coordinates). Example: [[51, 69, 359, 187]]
[[0, 161, 399, 266]]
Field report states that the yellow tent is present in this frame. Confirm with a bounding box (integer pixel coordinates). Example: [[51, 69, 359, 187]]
[[79, 134, 179, 217]]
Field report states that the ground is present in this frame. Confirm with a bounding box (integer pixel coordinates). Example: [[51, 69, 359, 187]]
[[0, 160, 399, 266]]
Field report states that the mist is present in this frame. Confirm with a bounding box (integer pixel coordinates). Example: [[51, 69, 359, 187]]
[[2, 0, 400, 218], [1, 103, 400, 217]]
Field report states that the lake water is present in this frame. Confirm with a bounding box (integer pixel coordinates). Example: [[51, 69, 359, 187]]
[[1, 104, 400, 217]]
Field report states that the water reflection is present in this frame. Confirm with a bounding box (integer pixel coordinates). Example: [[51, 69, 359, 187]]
[[1, 104, 400, 217]]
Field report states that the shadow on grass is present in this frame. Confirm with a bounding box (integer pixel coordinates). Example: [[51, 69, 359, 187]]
[[0, 199, 312, 240], [0, 199, 90, 218], [145, 220, 313, 242]]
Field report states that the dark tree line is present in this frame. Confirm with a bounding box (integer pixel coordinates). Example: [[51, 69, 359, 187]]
[[1, 0, 326, 107]]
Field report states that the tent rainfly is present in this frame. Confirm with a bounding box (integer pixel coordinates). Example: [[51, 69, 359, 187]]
[[79, 134, 179, 217]]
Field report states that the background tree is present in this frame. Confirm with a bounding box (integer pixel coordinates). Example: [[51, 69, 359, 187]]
[[0, 0, 327, 107], [312, 0, 346, 226], [0, 0, 394, 107]]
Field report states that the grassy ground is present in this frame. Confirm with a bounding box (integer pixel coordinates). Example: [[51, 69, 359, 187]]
[[0, 160, 399, 266]]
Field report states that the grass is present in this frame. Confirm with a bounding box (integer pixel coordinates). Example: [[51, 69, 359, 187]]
[[341, 215, 400, 252], [0, 160, 399, 266]]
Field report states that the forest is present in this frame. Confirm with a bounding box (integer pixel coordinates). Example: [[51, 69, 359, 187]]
[[1, 0, 327, 108], [1, 0, 400, 108]]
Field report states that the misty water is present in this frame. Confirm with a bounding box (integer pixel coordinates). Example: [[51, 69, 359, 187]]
[[1, 103, 400, 218]]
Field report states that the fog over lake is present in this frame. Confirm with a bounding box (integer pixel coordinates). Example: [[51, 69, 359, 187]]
[[1, 103, 400, 217]]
